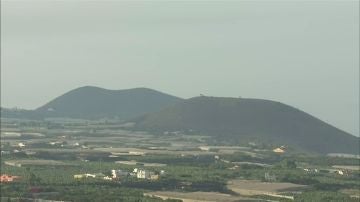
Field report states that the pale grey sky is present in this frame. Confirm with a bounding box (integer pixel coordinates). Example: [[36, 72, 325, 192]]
[[1, 1, 359, 136]]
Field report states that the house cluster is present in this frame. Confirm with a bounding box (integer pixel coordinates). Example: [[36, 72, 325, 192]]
[[0, 142, 28, 156], [302, 167, 352, 176], [74, 168, 165, 181], [303, 168, 319, 173], [49, 141, 64, 147], [110, 169, 129, 180], [0, 174, 21, 183], [330, 169, 351, 176], [132, 168, 163, 180]]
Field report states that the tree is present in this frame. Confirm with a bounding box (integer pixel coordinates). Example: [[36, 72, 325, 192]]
[[281, 159, 296, 169]]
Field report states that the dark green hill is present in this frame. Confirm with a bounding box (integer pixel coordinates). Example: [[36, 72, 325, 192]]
[[134, 96, 359, 154], [34, 86, 183, 120]]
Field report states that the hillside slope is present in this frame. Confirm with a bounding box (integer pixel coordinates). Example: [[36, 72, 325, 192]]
[[34, 86, 183, 120], [134, 96, 359, 154]]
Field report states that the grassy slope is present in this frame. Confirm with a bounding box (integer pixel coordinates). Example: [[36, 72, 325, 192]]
[[134, 96, 359, 154]]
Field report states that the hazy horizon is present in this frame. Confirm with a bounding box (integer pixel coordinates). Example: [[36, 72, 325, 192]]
[[1, 1, 359, 136]]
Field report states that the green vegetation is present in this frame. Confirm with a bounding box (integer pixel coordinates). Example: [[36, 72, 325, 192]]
[[1, 118, 359, 201]]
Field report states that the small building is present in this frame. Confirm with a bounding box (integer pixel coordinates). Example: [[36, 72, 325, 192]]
[[74, 173, 104, 179], [150, 174, 159, 180], [135, 169, 160, 180], [1, 175, 21, 183], [85, 174, 96, 178], [273, 146, 286, 153], [199, 146, 210, 151], [111, 169, 129, 179], [303, 168, 319, 173], [137, 170, 150, 179], [103, 176, 112, 181], [49, 141, 62, 146], [336, 170, 344, 175], [18, 143, 26, 148], [228, 165, 239, 170], [74, 174, 85, 179]]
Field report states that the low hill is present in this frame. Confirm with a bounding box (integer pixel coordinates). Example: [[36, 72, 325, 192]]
[[33, 86, 182, 120], [133, 96, 359, 154], [0, 107, 38, 119], [1, 87, 183, 120]]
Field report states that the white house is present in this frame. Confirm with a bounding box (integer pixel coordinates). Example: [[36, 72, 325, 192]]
[[103, 176, 112, 180], [18, 143, 26, 148], [111, 169, 128, 179], [137, 170, 150, 179], [85, 174, 96, 178]]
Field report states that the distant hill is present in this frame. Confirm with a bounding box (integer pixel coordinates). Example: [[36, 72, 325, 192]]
[[34, 86, 183, 120], [0, 107, 38, 119], [16, 86, 182, 120], [133, 96, 359, 154]]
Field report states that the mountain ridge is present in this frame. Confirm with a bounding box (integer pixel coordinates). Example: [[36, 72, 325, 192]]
[[1, 86, 358, 154], [2, 86, 183, 120]]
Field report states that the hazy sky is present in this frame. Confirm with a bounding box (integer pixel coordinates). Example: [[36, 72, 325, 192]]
[[1, 1, 359, 136]]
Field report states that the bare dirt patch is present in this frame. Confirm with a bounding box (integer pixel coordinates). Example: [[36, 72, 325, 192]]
[[227, 180, 307, 200], [145, 191, 258, 202]]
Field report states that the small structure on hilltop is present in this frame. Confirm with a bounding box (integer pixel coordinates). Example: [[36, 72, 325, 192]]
[[273, 145, 286, 153]]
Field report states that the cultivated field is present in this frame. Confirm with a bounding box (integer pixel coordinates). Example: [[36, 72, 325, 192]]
[[4, 159, 72, 167], [332, 165, 360, 171], [227, 180, 307, 200]]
